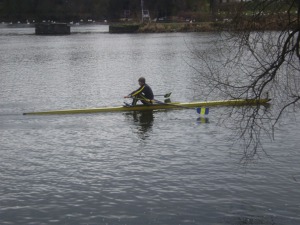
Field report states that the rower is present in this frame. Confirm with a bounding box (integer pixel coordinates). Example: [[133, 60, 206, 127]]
[[124, 77, 154, 106]]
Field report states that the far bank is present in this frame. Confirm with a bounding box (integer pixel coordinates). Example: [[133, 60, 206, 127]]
[[109, 19, 291, 33], [109, 22, 225, 33]]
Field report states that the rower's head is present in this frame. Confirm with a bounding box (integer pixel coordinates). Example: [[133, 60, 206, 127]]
[[138, 77, 146, 86]]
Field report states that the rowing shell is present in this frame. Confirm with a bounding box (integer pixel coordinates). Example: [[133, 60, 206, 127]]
[[23, 98, 270, 115]]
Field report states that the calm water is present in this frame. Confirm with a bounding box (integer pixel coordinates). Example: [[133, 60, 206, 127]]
[[0, 25, 299, 225]]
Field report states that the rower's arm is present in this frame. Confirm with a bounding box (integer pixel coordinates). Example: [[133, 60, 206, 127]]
[[130, 85, 145, 97]]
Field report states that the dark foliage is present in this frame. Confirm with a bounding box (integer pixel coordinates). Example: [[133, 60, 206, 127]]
[[0, 0, 209, 22]]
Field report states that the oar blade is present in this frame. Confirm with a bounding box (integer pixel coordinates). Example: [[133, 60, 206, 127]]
[[164, 92, 172, 98], [196, 107, 209, 115]]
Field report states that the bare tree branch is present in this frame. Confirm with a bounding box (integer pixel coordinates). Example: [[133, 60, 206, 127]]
[[191, 0, 300, 160]]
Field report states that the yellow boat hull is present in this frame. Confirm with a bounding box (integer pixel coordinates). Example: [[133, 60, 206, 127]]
[[23, 99, 270, 115]]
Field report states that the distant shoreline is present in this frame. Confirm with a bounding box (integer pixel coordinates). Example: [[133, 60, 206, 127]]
[[108, 22, 227, 33], [138, 22, 222, 32], [0, 21, 287, 33], [109, 20, 288, 33]]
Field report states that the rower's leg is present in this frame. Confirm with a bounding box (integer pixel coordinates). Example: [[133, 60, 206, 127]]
[[139, 94, 152, 105], [131, 98, 138, 106], [141, 100, 152, 105]]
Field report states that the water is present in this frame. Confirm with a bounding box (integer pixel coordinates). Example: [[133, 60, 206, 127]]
[[0, 25, 299, 225]]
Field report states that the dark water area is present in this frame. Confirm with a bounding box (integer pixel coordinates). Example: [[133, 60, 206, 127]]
[[0, 25, 299, 225]]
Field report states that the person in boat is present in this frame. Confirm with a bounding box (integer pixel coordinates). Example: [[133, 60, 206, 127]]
[[124, 77, 154, 106]]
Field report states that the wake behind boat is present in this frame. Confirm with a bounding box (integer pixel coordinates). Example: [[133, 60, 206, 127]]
[[23, 98, 270, 115]]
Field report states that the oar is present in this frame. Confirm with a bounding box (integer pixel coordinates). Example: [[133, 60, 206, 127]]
[[126, 96, 209, 115], [155, 92, 172, 98], [196, 107, 209, 115], [153, 98, 209, 115]]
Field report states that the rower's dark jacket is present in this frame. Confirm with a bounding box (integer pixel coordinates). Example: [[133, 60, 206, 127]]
[[130, 83, 154, 100]]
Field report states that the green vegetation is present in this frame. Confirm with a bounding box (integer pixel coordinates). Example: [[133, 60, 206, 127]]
[[109, 23, 139, 33], [138, 21, 225, 32]]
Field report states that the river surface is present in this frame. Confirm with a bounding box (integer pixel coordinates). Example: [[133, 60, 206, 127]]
[[0, 25, 299, 225]]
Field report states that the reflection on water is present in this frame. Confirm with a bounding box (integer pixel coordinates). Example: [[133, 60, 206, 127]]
[[224, 215, 278, 225], [124, 110, 154, 140], [196, 116, 210, 124]]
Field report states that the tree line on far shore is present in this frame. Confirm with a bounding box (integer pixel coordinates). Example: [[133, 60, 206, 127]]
[[0, 0, 216, 23]]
